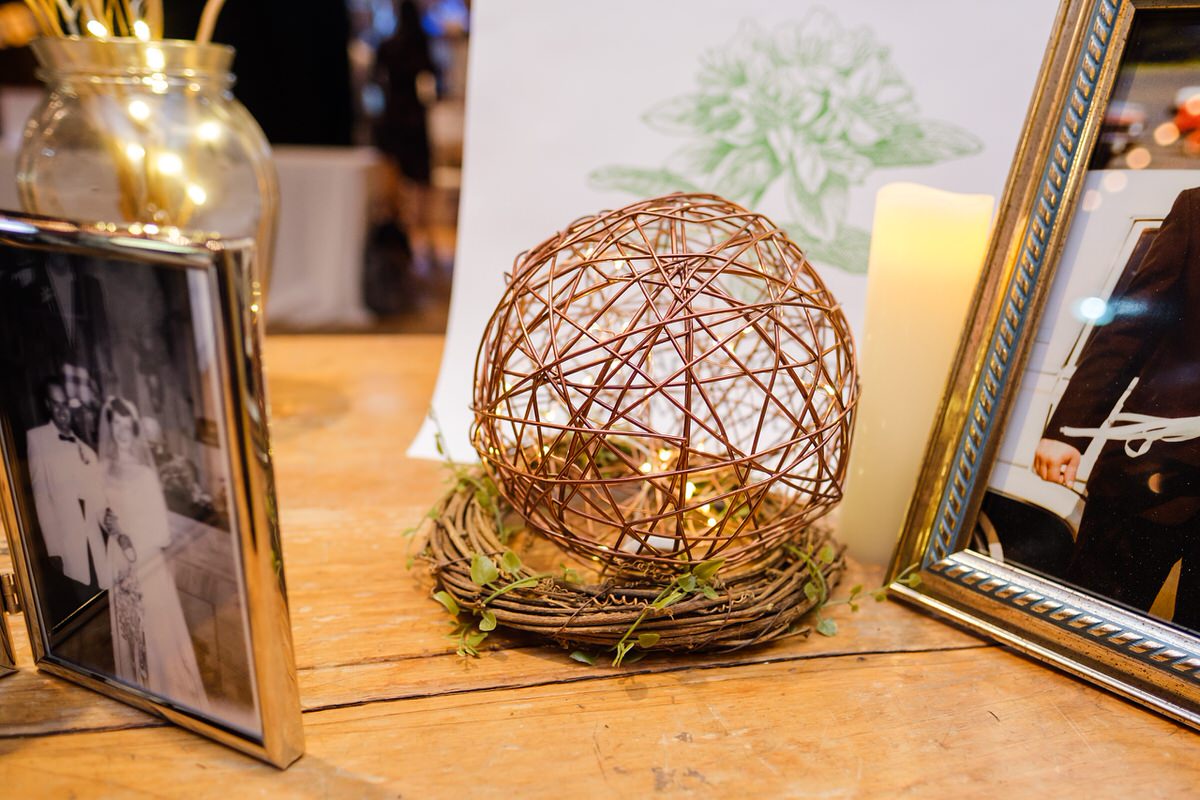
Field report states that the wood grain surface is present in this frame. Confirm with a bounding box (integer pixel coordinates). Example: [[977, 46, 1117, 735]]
[[1, 335, 1196, 797]]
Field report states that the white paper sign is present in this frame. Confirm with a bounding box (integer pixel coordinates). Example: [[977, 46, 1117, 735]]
[[410, 0, 1059, 460]]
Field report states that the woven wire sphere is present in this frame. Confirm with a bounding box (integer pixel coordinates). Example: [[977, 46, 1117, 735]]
[[472, 193, 857, 573]]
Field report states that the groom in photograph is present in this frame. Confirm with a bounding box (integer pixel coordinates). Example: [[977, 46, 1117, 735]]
[[27, 376, 110, 626], [1034, 187, 1200, 630]]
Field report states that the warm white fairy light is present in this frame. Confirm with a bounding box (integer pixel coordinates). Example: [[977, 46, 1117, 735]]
[[128, 100, 151, 121], [186, 184, 208, 205], [685, 481, 697, 500], [657, 448, 671, 462], [197, 121, 222, 142], [85, 19, 107, 37], [707, 517, 717, 527], [156, 152, 183, 175], [639, 462, 652, 474], [124, 142, 145, 161], [146, 47, 165, 71], [133, 19, 151, 40]]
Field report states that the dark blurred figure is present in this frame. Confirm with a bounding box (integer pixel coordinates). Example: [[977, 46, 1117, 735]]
[[373, 0, 436, 185], [366, 0, 439, 306], [164, 1, 354, 145], [362, 1, 439, 314]]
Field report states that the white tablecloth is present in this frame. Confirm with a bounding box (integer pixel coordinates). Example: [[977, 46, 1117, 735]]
[[269, 146, 379, 330]]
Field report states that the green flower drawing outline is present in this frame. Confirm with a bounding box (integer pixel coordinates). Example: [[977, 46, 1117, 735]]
[[589, 11, 983, 274]]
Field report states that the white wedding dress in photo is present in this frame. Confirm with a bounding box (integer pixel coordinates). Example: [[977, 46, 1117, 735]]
[[102, 402, 209, 712]]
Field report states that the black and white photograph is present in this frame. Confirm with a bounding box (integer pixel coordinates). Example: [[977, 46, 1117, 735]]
[[0, 234, 261, 736], [975, 10, 1200, 635]]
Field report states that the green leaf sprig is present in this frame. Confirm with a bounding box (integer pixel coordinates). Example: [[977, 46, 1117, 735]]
[[605, 558, 726, 667], [435, 548, 548, 657], [786, 544, 922, 637]]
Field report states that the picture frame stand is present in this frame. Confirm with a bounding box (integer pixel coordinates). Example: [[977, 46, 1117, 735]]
[[0, 575, 17, 677]]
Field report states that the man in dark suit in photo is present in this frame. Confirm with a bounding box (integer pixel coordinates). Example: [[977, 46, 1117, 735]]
[[1034, 187, 1200, 630]]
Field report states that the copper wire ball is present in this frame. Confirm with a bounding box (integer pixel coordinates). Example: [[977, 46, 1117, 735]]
[[472, 193, 857, 573]]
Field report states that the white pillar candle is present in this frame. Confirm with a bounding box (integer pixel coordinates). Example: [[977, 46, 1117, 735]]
[[838, 183, 995, 564]]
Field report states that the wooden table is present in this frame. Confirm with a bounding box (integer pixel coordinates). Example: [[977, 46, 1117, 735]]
[[1, 335, 1196, 797]]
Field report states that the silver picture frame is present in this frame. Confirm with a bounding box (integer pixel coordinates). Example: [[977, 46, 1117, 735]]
[[889, 0, 1200, 730], [0, 211, 304, 766]]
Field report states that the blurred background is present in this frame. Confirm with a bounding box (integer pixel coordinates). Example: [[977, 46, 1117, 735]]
[[0, 0, 469, 333]]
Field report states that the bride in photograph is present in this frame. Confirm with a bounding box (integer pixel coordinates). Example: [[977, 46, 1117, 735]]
[[100, 396, 209, 711]]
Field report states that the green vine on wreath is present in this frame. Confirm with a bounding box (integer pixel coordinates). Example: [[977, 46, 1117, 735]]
[[433, 549, 545, 657], [428, 535, 920, 664], [786, 544, 922, 637], [604, 556, 725, 667], [415, 415, 923, 664]]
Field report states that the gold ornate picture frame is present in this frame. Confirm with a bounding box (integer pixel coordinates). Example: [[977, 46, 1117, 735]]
[[0, 212, 304, 767], [889, 0, 1200, 730]]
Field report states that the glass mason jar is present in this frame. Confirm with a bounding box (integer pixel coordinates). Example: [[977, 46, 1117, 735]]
[[17, 36, 278, 291]]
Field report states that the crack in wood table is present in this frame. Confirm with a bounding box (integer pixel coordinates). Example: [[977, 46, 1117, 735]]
[[1, 334, 1196, 797]]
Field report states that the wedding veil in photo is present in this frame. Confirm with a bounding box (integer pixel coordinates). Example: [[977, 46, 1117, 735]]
[[98, 396, 156, 472]]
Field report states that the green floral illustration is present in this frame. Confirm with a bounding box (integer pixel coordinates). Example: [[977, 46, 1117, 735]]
[[589, 11, 983, 274]]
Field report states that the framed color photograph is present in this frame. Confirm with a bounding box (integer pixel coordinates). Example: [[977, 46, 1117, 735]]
[[0, 212, 303, 767], [889, 0, 1200, 730]]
